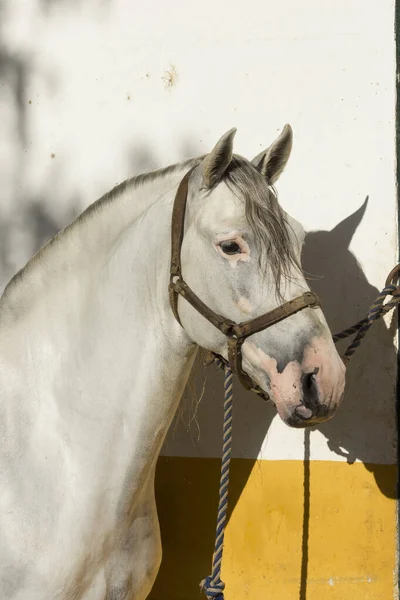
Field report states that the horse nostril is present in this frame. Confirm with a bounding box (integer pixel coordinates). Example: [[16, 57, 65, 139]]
[[302, 368, 319, 412], [304, 372, 316, 391]]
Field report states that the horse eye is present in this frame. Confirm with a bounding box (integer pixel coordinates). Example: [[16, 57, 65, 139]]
[[219, 241, 242, 255]]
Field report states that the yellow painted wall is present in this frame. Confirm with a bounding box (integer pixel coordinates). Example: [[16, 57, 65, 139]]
[[150, 457, 397, 600]]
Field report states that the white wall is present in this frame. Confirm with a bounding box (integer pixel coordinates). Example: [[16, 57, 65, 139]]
[[1, 0, 396, 472]]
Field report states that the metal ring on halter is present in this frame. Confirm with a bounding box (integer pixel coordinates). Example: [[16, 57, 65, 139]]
[[385, 263, 400, 295]]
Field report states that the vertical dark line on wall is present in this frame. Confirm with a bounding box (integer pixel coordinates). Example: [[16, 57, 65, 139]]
[[395, 1, 400, 593], [299, 429, 310, 600]]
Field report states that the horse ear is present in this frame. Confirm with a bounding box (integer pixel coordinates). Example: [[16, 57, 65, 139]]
[[251, 124, 293, 185], [202, 128, 237, 188]]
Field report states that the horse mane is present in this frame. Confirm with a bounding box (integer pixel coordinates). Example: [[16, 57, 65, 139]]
[[0, 157, 202, 308], [1, 153, 298, 312]]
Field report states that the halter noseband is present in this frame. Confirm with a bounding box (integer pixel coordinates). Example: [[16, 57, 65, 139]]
[[169, 168, 321, 401]]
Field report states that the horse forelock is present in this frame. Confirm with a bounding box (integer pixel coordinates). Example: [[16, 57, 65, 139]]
[[221, 156, 302, 292]]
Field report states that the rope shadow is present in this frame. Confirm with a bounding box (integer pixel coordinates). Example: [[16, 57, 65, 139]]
[[299, 429, 310, 600]]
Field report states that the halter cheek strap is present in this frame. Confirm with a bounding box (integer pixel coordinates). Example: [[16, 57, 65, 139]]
[[169, 168, 321, 400]]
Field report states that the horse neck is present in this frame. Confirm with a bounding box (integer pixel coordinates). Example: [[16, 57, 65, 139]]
[[1, 166, 197, 475], [84, 213, 198, 471]]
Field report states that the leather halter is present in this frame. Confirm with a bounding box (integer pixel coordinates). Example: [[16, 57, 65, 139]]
[[169, 167, 321, 401]]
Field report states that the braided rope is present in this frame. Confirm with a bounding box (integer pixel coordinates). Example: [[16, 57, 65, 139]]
[[200, 362, 233, 600], [333, 284, 400, 362]]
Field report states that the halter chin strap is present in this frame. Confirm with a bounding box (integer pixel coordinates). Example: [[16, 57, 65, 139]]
[[169, 167, 321, 400]]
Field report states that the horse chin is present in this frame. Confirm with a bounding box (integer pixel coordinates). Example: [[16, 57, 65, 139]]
[[281, 412, 317, 429], [274, 400, 339, 429]]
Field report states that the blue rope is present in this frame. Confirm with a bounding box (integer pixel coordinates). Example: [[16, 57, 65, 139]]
[[200, 361, 233, 600], [333, 284, 400, 362]]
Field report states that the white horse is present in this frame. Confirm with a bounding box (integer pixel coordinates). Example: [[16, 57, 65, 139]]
[[0, 126, 345, 599]]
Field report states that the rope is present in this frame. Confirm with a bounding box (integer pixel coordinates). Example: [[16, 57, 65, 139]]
[[200, 361, 233, 600], [332, 283, 400, 363], [200, 276, 400, 600]]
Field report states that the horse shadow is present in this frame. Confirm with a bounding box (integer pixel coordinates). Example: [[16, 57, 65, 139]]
[[303, 199, 397, 494], [150, 197, 397, 599]]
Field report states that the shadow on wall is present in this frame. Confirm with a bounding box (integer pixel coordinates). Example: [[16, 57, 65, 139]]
[[0, 3, 76, 291], [39, 0, 112, 14], [0, 193, 84, 294], [0, 0, 204, 292], [150, 197, 397, 599], [303, 199, 397, 495], [0, 0, 116, 292]]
